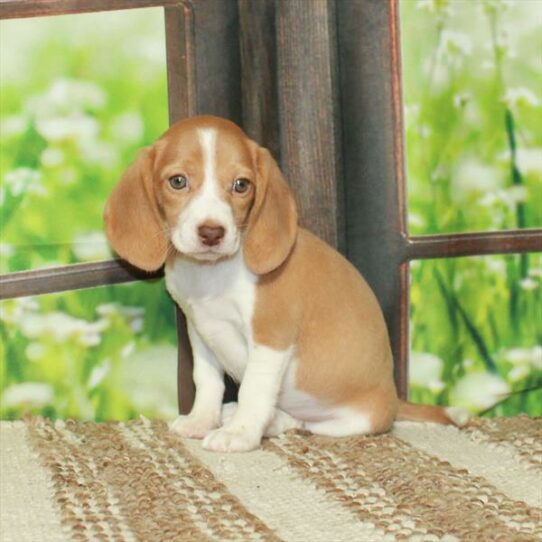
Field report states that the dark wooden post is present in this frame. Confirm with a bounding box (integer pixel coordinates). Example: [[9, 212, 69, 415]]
[[238, 0, 281, 159], [275, 0, 345, 251], [337, 0, 409, 397]]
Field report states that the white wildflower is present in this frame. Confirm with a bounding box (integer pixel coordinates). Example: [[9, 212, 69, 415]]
[[121, 342, 136, 359], [439, 30, 472, 60], [410, 352, 445, 392], [88, 360, 111, 389], [479, 186, 527, 212], [96, 303, 144, 333], [123, 306, 145, 318], [452, 159, 502, 203], [404, 104, 420, 126], [2, 382, 54, 409], [97, 303, 144, 319], [502, 346, 541, 371], [502, 346, 542, 381], [79, 331, 102, 347], [453, 92, 471, 109], [532, 347, 542, 370], [450, 372, 510, 412], [40, 147, 65, 168], [25, 342, 46, 361], [130, 317, 144, 333], [508, 365, 530, 382], [503, 88, 540, 109], [0, 244, 14, 258], [111, 112, 144, 143], [418, 125, 432, 138], [503, 348, 532, 365], [96, 303, 120, 317], [408, 212, 426, 230], [3, 168, 44, 197], [126, 37, 164, 66], [507, 185, 529, 204], [25, 78, 106, 117], [481, 59, 495, 71], [520, 277, 538, 291], [19, 311, 107, 347], [78, 139, 117, 168], [517, 148, 542, 177], [49, 78, 106, 110], [0, 297, 38, 324], [35, 114, 99, 143], [485, 257, 506, 276], [59, 167, 77, 186], [72, 231, 112, 262], [19, 313, 50, 338], [0, 115, 26, 138]]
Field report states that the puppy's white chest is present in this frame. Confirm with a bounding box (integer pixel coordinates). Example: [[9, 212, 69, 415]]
[[165, 253, 257, 381]]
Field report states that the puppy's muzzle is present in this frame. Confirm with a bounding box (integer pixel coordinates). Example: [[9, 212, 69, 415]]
[[198, 222, 226, 247]]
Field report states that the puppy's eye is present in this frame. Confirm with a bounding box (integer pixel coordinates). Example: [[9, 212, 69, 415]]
[[233, 178, 251, 194], [169, 175, 188, 190]]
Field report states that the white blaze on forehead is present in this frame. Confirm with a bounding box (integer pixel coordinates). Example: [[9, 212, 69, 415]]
[[171, 126, 240, 258], [198, 128, 218, 195]]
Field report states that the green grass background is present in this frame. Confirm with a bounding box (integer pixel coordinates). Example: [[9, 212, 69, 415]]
[[1, 1, 540, 421]]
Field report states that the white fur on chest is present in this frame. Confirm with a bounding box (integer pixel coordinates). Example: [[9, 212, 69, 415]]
[[165, 251, 258, 381]]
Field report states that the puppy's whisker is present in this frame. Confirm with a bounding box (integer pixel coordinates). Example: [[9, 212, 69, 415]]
[[148, 225, 171, 242], [160, 242, 178, 263]]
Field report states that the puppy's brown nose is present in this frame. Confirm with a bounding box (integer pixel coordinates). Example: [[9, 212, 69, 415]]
[[198, 222, 225, 246]]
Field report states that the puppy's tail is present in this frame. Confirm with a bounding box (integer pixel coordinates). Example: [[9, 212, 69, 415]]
[[397, 400, 470, 427]]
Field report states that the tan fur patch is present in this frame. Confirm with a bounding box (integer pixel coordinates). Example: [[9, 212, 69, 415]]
[[253, 229, 398, 427]]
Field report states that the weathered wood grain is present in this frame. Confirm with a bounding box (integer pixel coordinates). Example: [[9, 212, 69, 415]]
[[0, 0, 177, 19], [238, 0, 281, 160], [275, 0, 345, 252], [0, 260, 161, 299], [337, 0, 409, 395]]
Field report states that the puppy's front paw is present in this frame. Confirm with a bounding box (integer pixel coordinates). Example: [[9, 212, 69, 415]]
[[202, 427, 260, 452], [169, 414, 218, 439]]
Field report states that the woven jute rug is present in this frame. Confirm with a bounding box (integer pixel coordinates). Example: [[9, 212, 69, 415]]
[[1, 416, 540, 542]]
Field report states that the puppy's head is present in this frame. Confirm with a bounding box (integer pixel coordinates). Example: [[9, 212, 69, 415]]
[[104, 116, 297, 274]]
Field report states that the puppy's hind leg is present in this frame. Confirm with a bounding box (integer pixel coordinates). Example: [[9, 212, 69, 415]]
[[304, 388, 397, 437], [304, 408, 374, 437], [265, 408, 303, 436]]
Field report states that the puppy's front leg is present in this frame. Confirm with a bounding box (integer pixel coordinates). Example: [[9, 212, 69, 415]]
[[170, 322, 225, 439], [203, 345, 291, 452]]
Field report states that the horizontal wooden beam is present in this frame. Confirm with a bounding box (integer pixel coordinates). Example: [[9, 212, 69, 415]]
[[404, 229, 542, 261], [0, 0, 179, 19], [0, 260, 161, 300]]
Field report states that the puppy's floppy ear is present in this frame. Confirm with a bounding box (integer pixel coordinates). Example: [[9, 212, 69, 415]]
[[244, 147, 298, 275], [104, 147, 169, 271]]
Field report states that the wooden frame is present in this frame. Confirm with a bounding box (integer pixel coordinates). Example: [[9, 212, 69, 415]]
[[1, 0, 541, 411], [336, 0, 542, 396]]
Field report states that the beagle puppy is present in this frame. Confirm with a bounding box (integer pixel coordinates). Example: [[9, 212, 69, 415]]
[[104, 116, 468, 452]]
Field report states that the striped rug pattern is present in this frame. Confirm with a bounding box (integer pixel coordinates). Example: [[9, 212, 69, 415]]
[[1, 416, 540, 542]]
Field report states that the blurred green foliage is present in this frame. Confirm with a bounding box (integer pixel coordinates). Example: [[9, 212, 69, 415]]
[[0, 1, 540, 421], [403, 0, 541, 415], [0, 9, 178, 421]]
